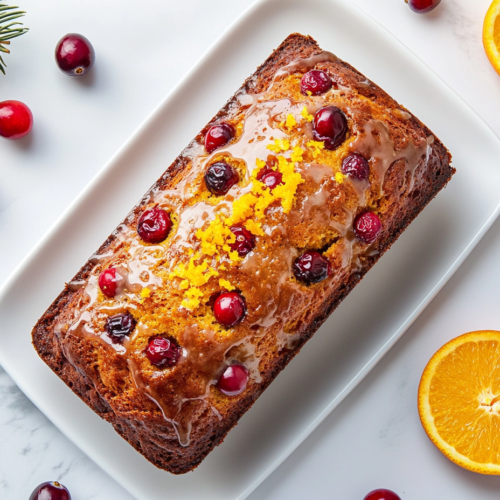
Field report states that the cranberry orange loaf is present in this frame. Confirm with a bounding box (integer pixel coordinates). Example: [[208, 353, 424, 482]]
[[32, 33, 454, 474]]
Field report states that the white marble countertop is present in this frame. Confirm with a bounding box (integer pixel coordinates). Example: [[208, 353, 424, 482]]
[[2, 0, 500, 498]]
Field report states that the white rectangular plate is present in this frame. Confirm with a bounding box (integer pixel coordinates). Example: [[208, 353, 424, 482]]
[[2, 0, 500, 498]]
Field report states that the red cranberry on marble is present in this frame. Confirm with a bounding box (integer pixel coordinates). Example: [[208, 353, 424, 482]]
[[364, 489, 401, 500], [55, 34, 95, 77], [0, 100, 33, 140], [313, 105, 348, 150], [98, 268, 117, 298], [300, 70, 333, 96], [229, 226, 256, 256], [137, 208, 172, 244], [354, 212, 382, 243], [406, 0, 441, 14], [105, 312, 136, 344], [29, 481, 71, 500], [205, 123, 235, 154], [293, 251, 332, 285], [205, 161, 239, 196], [217, 364, 249, 396], [342, 153, 370, 181], [213, 292, 246, 327], [146, 336, 181, 368]]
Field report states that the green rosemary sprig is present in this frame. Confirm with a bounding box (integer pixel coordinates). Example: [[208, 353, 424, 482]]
[[0, 3, 28, 75]]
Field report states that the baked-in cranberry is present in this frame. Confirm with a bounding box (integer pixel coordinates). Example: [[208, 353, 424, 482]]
[[364, 489, 401, 500], [354, 212, 382, 243], [213, 292, 246, 327], [256, 163, 283, 190], [105, 312, 136, 343], [406, 0, 440, 14], [29, 481, 71, 500], [0, 100, 33, 140], [146, 337, 181, 368], [137, 208, 172, 244], [293, 251, 332, 284], [55, 33, 95, 77], [313, 105, 348, 150], [205, 123, 235, 154], [205, 161, 239, 196], [229, 226, 256, 256], [256, 165, 271, 181], [98, 268, 117, 297], [342, 153, 370, 180], [300, 70, 333, 96], [217, 364, 249, 396], [260, 169, 283, 191]]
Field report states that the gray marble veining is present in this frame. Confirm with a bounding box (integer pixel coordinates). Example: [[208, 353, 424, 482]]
[[0, 367, 134, 499]]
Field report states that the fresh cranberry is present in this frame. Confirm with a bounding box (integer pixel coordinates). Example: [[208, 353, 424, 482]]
[[105, 312, 136, 343], [342, 153, 370, 180], [204, 161, 239, 195], [213, 292, 246, 327], [98, 268, 117, 297], [229, 226, 256, 256], [0, 100, 33, 140], [364, 489, 401, 500], [205, 123, 235, 153], [300, 70, 333, 96], [55, 33, 95, 77], [29, 481, 71, 500], [146, 336, 181, 368], [293, 251, 332, 284], [354, 212, 382, 243], [406, 0, 441, 14], [313, 106, 348, 150], [217, 364, 249, 396], [137, 208, 172, 244]]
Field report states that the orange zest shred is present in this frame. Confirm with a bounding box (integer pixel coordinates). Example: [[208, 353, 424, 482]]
[[182, 287, 204, 310], [290, 145, 304, 163], [301, 106, 314, 122], [168, 118, 306, 313], [219, 279, 235, 291], [267, 138, 290, 153], [244, 219, 265, 236], [335, 172, 346, 184], [306, 139, 325, 158], [285, 113, 297, 129]]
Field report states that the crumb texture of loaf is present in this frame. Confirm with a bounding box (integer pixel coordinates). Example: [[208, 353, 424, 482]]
[[32, 33, 454, 474]]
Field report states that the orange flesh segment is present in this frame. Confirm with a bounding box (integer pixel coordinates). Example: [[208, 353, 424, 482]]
[[419, 331, 500, 474], [483, 0, 500, 75], [429, 340, 500, 464], [494, 15, 500, 49]]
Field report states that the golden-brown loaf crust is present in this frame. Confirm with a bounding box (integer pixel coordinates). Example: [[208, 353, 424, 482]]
[[32, 33, 454, 474]]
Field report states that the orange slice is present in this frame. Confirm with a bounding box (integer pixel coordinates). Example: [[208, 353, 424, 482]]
[[483, 0, 500, 75], [418, 330, 500, 474]]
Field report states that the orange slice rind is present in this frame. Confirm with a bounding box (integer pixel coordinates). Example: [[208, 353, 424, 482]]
[[418, 330, 500, 475], [483, 0, 500, 76]]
